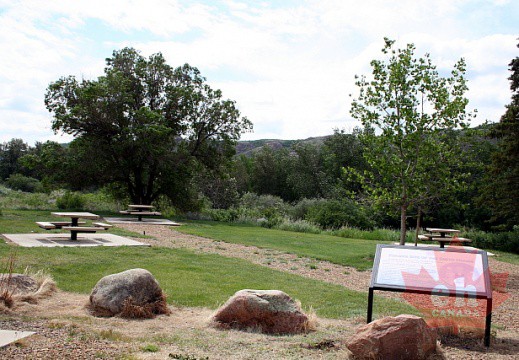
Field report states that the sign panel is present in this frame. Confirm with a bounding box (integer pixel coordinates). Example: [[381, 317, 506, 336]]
[[372, 245, 490, 297], [368, 244, 494, 347]]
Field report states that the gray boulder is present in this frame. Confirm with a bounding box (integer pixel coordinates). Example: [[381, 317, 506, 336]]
[[212, 289, 312, 334], [89, 268, 169, 318]]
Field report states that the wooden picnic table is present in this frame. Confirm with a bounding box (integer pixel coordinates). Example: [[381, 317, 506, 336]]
[[421, 228, 471, 248], [120, 204, 161, 221], [49, 212, 106, 240]]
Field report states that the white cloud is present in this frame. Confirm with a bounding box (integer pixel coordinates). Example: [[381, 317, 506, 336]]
[[0, 0, 517, 144]]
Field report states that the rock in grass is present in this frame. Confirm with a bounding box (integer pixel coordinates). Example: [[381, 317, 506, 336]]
[[211, 289, 313, 334], [89, 268, 170, 318], [347, 314, 437, 360], [0, 274, 39, 295]]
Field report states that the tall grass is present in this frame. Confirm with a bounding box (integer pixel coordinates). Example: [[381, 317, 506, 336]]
[[328, 226, 415, 243], [0, 186, 121, 212]]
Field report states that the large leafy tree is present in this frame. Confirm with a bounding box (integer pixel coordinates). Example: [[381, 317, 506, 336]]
[[481, 42, 519, 229], [350, 39, 473, 244], [45, 48, 252, 207]]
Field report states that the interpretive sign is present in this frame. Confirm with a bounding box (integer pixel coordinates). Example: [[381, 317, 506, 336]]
[[367, 244, 493, 346]]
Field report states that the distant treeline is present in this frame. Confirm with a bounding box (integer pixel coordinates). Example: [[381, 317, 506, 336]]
[[0, 123, 513, 232]]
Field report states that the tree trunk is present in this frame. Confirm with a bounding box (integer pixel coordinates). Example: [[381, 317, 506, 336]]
[[415, 206, 422, 246], [400, 204, 407, 245]]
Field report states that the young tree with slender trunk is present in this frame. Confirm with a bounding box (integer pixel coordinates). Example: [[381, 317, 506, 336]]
[[350, 38, 474, 245]]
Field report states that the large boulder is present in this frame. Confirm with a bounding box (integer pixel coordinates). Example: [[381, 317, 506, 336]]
[[89, 268, 169, 318], [211, 289, 313, 334], [347, 315, 437, 360]]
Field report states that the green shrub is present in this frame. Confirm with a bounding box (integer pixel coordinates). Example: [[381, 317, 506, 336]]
[[464, 229, 519, 254], [82, 191, 121, 212], [141, 344, 160, 352], [288, 198, 328, 220], [329, 227, 413, 242], [305, 198, 374, 230], [206, 208, 239, 222], [6, 174, 42, 193], [239, 193, 287, 215], [56, 191, 85, 210], [274, 219, 321, 234]]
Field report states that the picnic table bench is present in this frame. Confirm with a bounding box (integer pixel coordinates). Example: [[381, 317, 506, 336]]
[[36, 221, 86, 229]]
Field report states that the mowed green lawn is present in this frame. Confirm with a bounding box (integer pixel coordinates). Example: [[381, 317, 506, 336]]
[[0, 210, 413, 320], [178, 221, 390, 270]]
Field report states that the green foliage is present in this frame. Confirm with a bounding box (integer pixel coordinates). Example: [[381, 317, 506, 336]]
[[206, 208, 239, 222], [274, 219, 321, 234], [0, 138, 29, 180], [5, 174, 42, 193], [56, 191, 85, 210], [305, 198, 374, 230], [464, 228, 519, 254], [289, 198, 327, 220], [329, 227, 412, 243], [0, 188, 53, 210], [480, 42, 519, 229], [250, 146, 296, 201], [350, 38, 474, 244], [45, 47, 252, 207], [196, 171, 239, 209], [239, 192, 287, 217], [140, 344, 160, 353]]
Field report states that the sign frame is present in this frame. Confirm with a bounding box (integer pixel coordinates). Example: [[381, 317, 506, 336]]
[[367, 244, 493, 347]]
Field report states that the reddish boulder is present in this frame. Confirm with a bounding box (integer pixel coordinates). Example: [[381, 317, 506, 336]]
[[212, 289, 312, 334], [347, 315, 437, 359]]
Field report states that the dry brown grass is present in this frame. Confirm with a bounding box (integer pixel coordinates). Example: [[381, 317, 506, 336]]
[[119, 292, 171, 319], [0, 252, 56, 312], [90, 291, 171, 319], [0, 252, 16, 308]]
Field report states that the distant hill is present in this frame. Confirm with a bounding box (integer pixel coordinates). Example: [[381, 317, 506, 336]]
[[236, 136, 329, 156]]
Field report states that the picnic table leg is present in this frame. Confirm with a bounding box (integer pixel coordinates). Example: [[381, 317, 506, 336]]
[[71, 218, 79, 226], [138, 214, 143, 221], [70, 230, 78, 241]]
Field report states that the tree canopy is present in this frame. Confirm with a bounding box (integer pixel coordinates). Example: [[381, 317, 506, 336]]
[[45, 48, 252, 207], [350, 38, 474, 244], [481, 42, 519, 229]]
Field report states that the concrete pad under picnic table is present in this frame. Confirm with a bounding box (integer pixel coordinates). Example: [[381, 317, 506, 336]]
[[0, 330, 35, 347], [2, 233, 150, 248], [104, 217, 181, 226]]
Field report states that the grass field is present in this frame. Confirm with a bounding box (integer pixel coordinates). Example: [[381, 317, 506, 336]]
[[177, 220, 391, 270], [0, 209, 413, 320]]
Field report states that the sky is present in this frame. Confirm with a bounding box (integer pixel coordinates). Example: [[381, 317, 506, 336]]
[[0, 0, 517, 145]]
